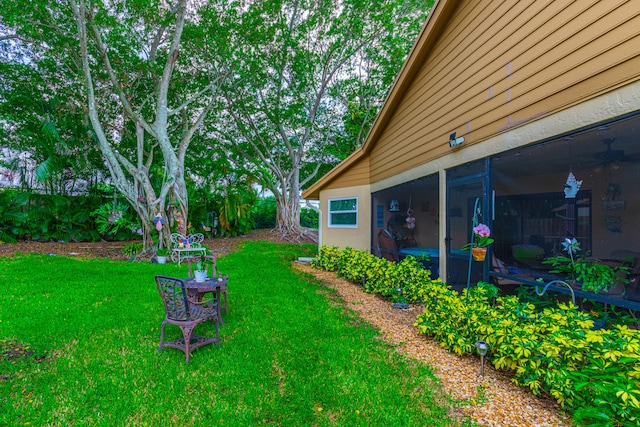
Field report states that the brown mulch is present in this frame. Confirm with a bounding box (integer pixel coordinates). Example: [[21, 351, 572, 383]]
[[293, 263, 572, 427], [1, 230, 570, 426], [0, 229, 314, 260]]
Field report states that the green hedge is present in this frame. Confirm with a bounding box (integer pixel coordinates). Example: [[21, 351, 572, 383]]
[[0, 189, 138, 243], [251, 196, 319, 230], [312, 245, 640, 426], [312, 245, 445, 302]]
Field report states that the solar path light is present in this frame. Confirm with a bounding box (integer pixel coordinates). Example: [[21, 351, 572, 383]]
[[474, 340, 489, 376]]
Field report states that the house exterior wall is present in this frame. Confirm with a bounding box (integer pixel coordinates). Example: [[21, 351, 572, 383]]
[[306, 0, 640, 254], [371, 79, 640, 193], [319, 185, 371, 250], [368, 0, 640, 183], [323, 155, 370, 191], [374, 80, 640, 277]]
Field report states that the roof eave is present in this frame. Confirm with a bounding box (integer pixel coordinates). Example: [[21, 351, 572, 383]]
[[302, 0, 456, 199]]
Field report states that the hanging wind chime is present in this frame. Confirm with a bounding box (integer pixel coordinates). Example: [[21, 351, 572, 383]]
[[405, 196, 416, 237], [563, 140, 582, 237]]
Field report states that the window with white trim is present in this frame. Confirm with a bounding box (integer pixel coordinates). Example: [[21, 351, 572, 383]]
[[328, 197, 358, 228]]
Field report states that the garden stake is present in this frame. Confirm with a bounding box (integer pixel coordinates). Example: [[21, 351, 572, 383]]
[[534, 280, 576, 305], [465, 198, 481, 303]]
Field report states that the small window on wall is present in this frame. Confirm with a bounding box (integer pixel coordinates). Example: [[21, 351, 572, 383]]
[[328, 197, 358, 228]]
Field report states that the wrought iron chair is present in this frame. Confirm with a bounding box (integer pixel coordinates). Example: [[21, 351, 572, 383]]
[[186, 255, 229, 314], [155, 276, 219, 363]]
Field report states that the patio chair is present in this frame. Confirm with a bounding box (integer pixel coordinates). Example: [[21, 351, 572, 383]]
[[378, 229, 399, 262], [186, 255, 229, 314], [155, 275, 220, 363], [491, 254, 536, 289]]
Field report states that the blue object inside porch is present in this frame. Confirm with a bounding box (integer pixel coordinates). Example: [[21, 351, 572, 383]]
[[397, 248, 640, 311], [399, 247, 439, 278], [399, 247, 441, 279], [399, 248, 472, 281], [399, 247, 439, 258]]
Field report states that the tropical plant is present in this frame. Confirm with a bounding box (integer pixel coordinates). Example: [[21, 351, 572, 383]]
[[217, 186, 256, 237], [195, 254, 214, 272], [461, 223, 494, 250], [91, 202, 138, 239], [544, 238, 630, 293], [122, 242, 143, 259], [0, 189, 107, 242], [156, 248, 170, 257]]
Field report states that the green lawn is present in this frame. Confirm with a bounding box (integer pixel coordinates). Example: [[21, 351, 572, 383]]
[[0, 241, 461, 426]]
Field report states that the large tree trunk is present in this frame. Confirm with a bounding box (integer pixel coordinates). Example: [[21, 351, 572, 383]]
[[275, 191, 301, 237], [272, 168, 314, 242], [71, 0, 196, 252]]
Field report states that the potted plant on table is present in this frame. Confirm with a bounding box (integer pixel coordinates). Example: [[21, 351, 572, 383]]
[[461, 223, 494, 261], [194, 254, 213, 282], [543, 238, 631, 294]]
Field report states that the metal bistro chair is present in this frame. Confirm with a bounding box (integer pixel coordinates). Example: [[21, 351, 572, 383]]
[[155, 276, 220, 363], [186, 255, 229, 314]]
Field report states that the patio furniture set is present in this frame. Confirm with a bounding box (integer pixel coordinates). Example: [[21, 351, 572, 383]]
[[155, 234, 230, 363]]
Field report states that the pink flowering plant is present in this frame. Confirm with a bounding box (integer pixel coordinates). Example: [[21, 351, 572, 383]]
[[461, 223, 494, 250]]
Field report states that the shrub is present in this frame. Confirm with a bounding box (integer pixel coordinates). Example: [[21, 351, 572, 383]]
[[252, 197, 277, 229], [312, 245, 444, 302], [300, 206, 319, 229], [0, 188, 124, 242], [312, 245, 640, 426]]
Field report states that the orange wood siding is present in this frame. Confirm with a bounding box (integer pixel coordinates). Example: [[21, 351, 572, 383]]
[[324, 155, 371, 190], [369, 0, 640, 183]]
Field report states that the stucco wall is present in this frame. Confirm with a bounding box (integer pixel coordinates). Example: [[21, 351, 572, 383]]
[[319, 185, 371, 251]]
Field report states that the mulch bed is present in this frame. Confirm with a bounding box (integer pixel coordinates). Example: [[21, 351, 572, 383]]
[[293, 262, 572, 427], [0, 229, 309, 260]]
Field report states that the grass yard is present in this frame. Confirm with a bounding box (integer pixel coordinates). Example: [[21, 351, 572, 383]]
[[0, 241, 461, 426]]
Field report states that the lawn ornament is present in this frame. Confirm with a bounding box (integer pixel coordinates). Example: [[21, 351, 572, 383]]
[[154, 212, 165, 232], [563, 172, 582, 198]]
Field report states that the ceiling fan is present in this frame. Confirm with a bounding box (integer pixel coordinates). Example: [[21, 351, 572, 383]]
[[592, 138, 637, 165]]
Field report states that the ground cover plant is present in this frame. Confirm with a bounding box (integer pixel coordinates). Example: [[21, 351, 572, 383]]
[[0, 242, 460, 426], [313, 245, 640, 426]]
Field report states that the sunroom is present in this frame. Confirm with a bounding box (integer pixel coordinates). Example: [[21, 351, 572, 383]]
[[371, 113, 640, 310]]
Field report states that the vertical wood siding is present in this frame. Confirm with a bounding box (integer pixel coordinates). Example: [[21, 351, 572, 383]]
[[368, 0, 640, 183]]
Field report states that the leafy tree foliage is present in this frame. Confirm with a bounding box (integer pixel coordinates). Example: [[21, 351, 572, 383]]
[[1, 0, 430, 243], [202, 0, 430, 239], [0, 0, 226, 249], [0, 44, 105, 194]]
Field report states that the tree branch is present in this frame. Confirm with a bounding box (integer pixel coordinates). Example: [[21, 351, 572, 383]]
[[155, 0, 187, 129], [86, 18, 155, 138]]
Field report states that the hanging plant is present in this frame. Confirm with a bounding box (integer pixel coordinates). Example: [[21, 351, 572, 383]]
[[91, 202, 136, 236]]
